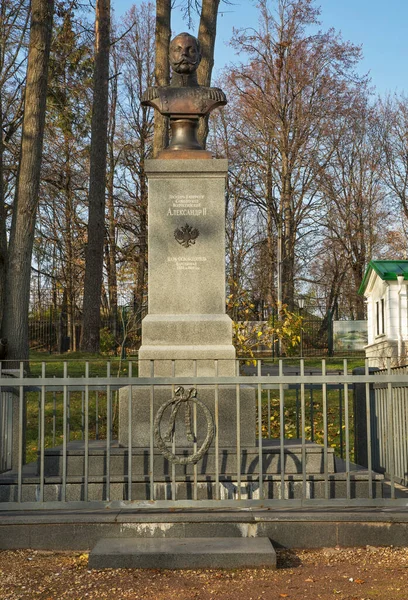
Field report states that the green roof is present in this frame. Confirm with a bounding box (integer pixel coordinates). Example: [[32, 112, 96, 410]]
[[358, 260, 408, 295]]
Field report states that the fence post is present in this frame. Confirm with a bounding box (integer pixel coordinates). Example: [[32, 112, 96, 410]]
[[328, 309, 334, 356], [353, 366, 378, 467]]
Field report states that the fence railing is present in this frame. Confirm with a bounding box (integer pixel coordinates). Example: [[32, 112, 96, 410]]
[[0, 358, 407, 509], [373, 363, 408, 487]]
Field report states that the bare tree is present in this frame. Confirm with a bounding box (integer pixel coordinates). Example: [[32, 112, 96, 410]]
[[318, 100, 388, 319], [379, 94, 408, 222], [115, 2, 155, 339], [40, 4, 92, 350], [0, 0, 30, 326], [1, 0, 54, 361], [226, 0, 364, 309], [196, 0, 220, 148], [80, 0, 110, 352], [152, 0, 170, 156]]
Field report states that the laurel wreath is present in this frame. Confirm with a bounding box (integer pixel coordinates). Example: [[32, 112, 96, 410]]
[[154, 386, 214, 465]]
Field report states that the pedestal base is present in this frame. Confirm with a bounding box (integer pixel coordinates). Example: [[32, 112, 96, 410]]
[[139, 314, 236, 376], [118, 385, 256, 448]]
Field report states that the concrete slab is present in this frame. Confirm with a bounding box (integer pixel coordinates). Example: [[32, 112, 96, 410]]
[[2, 509, 408, 551], [88, 536, 277, 569]]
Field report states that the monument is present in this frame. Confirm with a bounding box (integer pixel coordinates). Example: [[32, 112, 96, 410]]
[[138, 32, 236, 378], [119, 32, 255, 469]]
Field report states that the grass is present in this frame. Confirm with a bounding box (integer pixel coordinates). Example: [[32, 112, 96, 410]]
[[24, 383, 354, 465], [260, 387, 354, 461], [25, 388, 119, 463], [21, 352, 137, 377], [14, 351, 356, 464], [23, 351, 366, 376]]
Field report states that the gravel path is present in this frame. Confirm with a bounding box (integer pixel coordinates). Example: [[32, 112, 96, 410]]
[[0, 546, 407, 599]]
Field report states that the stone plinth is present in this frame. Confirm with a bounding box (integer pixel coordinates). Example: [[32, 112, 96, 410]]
[[89, 537, 277, 570], [138, 159, 236, 377]]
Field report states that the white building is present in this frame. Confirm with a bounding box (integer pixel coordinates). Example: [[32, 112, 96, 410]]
[[359, 260, 408, 367]]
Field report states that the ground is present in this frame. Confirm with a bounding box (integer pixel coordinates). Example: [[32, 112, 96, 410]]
[[0, 546, 407, 600]]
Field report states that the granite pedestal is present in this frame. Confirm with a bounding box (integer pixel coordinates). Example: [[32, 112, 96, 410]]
[[138, 159, 236, 377], [118, 158, 255, 468]]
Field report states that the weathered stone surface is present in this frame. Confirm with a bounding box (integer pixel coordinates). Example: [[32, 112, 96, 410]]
[[118, 385, 255, 447], [40, 441, 336, 478], [138, 160, 236, 378], [88, 537, 277, 569]]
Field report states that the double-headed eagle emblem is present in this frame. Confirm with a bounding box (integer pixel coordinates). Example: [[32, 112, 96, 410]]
[[174, 223, 199, 248]]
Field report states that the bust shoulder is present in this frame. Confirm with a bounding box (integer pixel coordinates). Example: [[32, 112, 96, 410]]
[[207, 87, 226, 103], [141, 86, 160, 103]]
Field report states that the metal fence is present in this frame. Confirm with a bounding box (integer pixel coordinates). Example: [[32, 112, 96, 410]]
[[0, 385, 13, 473], [372, 363, 408, 487], [28, 308, 363, 358], [28, 305, 146, 354], [0, 358, 407, 509]]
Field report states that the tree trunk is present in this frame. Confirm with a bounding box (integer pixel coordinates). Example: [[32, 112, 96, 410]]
[[133, 169, 148, 345], [80, 0, 110, 353], [1, 0, 54, 361], [106, 96, 118, 344], [197, 0, 220, 149], [0, 103, 6, 327], [152, 0, 170, 157]]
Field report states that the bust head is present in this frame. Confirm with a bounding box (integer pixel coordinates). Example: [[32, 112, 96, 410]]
[[169, 32, 201, 75]]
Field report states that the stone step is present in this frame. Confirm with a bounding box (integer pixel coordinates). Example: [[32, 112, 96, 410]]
[[88, 536, 277, 569], [0, 474, 385, 502]]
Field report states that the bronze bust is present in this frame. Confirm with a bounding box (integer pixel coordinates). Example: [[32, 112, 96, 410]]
[[142, 32, 227, 158]]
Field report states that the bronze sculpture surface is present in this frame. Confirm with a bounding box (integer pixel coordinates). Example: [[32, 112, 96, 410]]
[[142, 32, 227, 158]]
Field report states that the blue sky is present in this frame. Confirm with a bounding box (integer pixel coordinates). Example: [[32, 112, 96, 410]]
[[113, 0, 408, 96]]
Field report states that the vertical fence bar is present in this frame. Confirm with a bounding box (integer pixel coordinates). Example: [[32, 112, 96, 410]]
[[17, 363, 24, 503], [128, 361, 133, 501], [84, 362, 89, 502], [193, 360, 198, 501], [81, 391, 85, 440], [309, 378, 314, 442], [39, 363, 46, 503], [365, 358, 373, 499], [107, 362, 112, 502], [301, 359, 306, 499], [267, 388, 271, 438], [67, 390, 70, 443], [62, 362, 68, 502], [37, 391, 41, 450], [257, 359, 263, 500], [387, 357, 395, 498], [402, 384, 408, 487], [95, 391, 99, 440], [344, 359, 350, 500], [52, 388, 56, 447], [394, 386, 400, 487], [379, 387, 384, 472], [295, 381, 300, 439], [214, 360, 220, 500], [149, 361, 155, 501], [171, 360, 176, 501], [279, 359, 285, 499], [339, 381, 344, 459], [322, 359, 329, 500], [236, 359, 241, 500]]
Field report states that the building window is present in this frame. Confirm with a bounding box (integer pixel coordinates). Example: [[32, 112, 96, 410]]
[[376, 298, 385, 336]]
